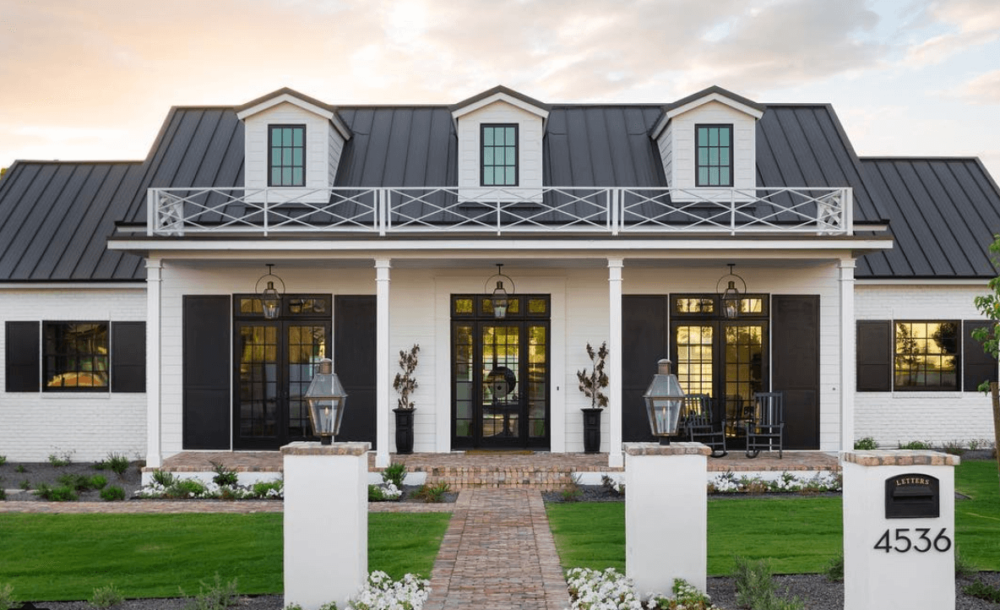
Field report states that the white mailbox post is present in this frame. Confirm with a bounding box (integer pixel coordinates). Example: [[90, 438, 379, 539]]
[[282, 441, 370, 610], [842, 450, 959, 610], [625, 442, 711, 597]]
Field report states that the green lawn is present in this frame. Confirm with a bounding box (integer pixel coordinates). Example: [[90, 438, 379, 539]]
[[547, 460, 1000, 576], [0, 512, 450, 601]]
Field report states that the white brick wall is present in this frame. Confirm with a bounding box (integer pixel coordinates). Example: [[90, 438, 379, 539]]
[[855, 284, 995, 447], [0, 287, 147, 461]]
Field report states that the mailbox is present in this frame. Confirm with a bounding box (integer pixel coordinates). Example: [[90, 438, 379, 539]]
[[884, 473, 940, 519]]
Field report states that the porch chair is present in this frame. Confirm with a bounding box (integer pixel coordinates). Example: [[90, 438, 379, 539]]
[[681, 394, 728, 458], [745, 391, 784, 459]]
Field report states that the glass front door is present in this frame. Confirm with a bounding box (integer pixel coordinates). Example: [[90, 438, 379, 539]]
[[452, 295, 550, 449], [233, 295, 330, 449]]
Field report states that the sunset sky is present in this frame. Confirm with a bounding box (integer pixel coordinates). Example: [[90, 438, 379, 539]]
[[1, 0, 998, 179]]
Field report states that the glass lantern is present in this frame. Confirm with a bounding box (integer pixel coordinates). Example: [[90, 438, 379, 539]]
[[642, 359, 686, 445], [304, 358, 348, 445]]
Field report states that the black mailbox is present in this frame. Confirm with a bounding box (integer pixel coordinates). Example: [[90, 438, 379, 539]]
[[885, 473, 939, 519]]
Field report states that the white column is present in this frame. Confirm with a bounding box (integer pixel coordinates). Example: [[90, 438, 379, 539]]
[[840, 258, 856, 452], [283, 442, 369, 610], [145, 258, 162, 468], [375, 259, 391, 468], [625, 443, 710, 596], [843, 450, 957, 610], [608, 258, 624, 467]]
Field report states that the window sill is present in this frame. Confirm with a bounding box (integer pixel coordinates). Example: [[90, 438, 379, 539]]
[[891, 391, 963, 399], [39, 391, 112, 400]]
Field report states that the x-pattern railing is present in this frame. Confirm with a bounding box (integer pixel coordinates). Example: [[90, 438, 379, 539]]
[[147, 186, 852, 237]]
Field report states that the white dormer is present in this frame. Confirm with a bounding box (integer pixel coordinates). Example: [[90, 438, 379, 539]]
[[450, 86, 549, 202], [651, 86, 765, 202], [235, 88, 352, 204]]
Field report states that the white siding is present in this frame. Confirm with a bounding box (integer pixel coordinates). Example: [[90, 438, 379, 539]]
[[456, 100, 544, 202], [0, 288, 147, 461], [854, 284, 995, 447], [660, 101, 757, 202], [243, 102, 345, 203]]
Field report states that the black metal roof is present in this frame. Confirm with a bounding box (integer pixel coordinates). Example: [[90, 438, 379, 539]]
[[0, 161, 146, 281], [0, 93, 996, 282], [857, 157, 1000, 279]]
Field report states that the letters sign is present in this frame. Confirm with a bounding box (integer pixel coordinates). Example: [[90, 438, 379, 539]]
[[884, 473, 939, 519]]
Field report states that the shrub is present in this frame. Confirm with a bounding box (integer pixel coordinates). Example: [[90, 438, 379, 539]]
[[964, 579, 1000, 603], [90, 583, 124, 608], [34, 484, 78, 502], [898, 440, 933, 450], [0, 455, 6, 467], [382, 462, 407, 488], [368, 483, 402, 502], [414, 482, 451, 503], [601, 474, 625, 496], [942, 440, 966, 456], [251, 479, 283, 499], [823, 552, 844, 582], [19, 480, 30, 491], [151, 470, 177, 487], [165, 479, 208, 499], [58, 473, 107, 492], [15, 465, 26, 474], [101, 486, 126, 502], [854, 437, 878, 450], [211, 462, 239, 487], [0, 583, 15, 610], [181, 573, 238, 610], [90, 475, 108, 489], [732, 556, 804, 610], [95, 453, 131, 477], [48, 450, 74, 467], [0, 487, 5, 501], [647, 578, 718, 609]]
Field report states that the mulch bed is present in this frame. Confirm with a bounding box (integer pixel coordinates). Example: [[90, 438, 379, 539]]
[[0, 461, 143, 503]]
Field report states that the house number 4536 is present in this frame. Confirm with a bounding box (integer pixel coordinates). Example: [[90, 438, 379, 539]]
[[874, 528, 951, 553]]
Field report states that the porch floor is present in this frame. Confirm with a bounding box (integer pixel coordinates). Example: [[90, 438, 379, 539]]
[[155, 450, 840, 491]]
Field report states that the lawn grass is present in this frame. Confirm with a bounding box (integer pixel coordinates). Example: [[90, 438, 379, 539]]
[[547, 460, 1000, 576], [0, 512, 450, 601]]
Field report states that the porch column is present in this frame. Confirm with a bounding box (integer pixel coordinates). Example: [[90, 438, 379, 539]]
[[375, 259, 392, 468], [608, 258, 624, 468], [840, 258, 856, 452], [145, 258, 162, 468]]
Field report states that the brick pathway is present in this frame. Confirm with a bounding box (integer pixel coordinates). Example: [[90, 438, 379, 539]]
[[424, 489, 569, 610]]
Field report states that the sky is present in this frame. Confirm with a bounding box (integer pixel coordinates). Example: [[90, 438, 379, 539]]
[[1, 0, 999, 179]]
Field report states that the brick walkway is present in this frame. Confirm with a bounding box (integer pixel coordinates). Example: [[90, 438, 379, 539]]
[[424, 489, 569, 610]]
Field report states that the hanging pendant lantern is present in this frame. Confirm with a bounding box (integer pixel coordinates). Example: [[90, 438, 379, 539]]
[[255, 264, 285, 320], [716, 263, 747, 319], [484, 264, 516, 319]]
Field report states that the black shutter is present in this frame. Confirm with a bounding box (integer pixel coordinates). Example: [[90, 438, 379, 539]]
[[5, 321, 39, 392], [334, 296, 377, 447], [111, 322, 146, 393], [772, 296, 821, 449], [622, 296, 670, 442], [857, 321, 892, 392], [964, 321, 998, 392], [183, 296, 231, 449]]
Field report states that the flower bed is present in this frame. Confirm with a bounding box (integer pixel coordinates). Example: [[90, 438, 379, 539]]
[[566, 567, 722, 610], [708, 471, 841, 494]]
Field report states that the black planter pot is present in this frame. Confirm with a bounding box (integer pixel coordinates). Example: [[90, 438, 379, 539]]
[[582, 407, 603, 453], [393, 408, 415, 454]]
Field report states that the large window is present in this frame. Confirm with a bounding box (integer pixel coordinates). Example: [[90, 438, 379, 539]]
[[894, 321, 959, 391], [44, 322, 109, 391], [696, 124, 733, 187], [269, 125, 305, 187], [481, 124, 518, 187]]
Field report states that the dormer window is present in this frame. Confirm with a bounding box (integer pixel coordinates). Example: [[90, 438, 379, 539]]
[[696, 124, 733, 187], [269, 125, 306, 187], [481, 124, 518, 187]]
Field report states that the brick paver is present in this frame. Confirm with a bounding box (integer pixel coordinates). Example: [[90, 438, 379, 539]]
[[424, 489, 569, 610]]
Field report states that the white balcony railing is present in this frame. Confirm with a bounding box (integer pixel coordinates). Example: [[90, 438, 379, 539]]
[[146, 186, 853, 237]]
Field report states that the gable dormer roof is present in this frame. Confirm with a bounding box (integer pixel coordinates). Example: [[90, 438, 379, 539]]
[[450, 85, 550, 127], [235, 87, 352, 140], [651, 85, 765, 139]]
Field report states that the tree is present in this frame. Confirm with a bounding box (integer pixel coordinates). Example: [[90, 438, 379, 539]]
[[971, 234, 1000, 496], [577, 342, 609, 409]]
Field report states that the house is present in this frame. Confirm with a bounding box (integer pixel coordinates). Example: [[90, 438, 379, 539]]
[[1, 85, 997, 468]]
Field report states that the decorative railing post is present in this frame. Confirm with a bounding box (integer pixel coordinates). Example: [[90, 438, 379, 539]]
[[147, 190, 156, 236]]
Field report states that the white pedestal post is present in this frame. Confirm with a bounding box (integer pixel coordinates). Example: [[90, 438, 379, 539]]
[[282, 442, 370, 610], [625, 442, 710, 598], [843, 450, 959, 610]]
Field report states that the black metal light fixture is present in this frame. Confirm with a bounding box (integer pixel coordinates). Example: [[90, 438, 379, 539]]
[[716, 263, 747, 319], [304, 358, 348, 445], [255, 264, 285, 320], [484, 264, 516, 319], [643, 359, 686, 445]]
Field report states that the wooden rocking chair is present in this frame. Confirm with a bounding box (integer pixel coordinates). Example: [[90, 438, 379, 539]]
[[745, 391, 784, 459], [682, 394, 728, 458]]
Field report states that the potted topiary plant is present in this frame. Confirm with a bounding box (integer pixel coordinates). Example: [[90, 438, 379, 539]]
[[392, 344, 420, 454], [577, 342, 609, 453]]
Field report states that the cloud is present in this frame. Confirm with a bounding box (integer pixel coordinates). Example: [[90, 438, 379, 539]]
[[904, 0, 1000, 65], [957, 70, 1000, 105]]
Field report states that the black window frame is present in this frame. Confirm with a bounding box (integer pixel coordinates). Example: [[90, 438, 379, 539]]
[[893, 320, 960, 392], [695, 124, 734, 187], [268, 124, 306, 187], [42, 321, 110, 393], [480, 123, 519, 187]]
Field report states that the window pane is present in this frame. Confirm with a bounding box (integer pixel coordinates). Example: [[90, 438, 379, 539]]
[[272, 168, 281, 185], [720, 128, 730, 146], [484, 128, 494, 146], [698, 127, 708, 145], [721, 149, 729, 165], [699, 168, 708, 185], [720, 168, 730, 185], [293, 149, 303, 166], [506, 127, 515, 145], [283, 149, 292, 166], [292, 168, 303, 185], [293, 128, 303, 146], [709, 168, 719, 185], [283, 129, 292, 146], [709, 148, 719, 165], [272, 150, 281, 166], [484, 148, 494, 165], [698, 149, 708, 165], [283, 168, 292, 185], [484, 170, 494, 186], [506, 146, 515, 165], [709, 128, 719, 146], [495, 167, 505, 185], [494, 128, 504, 146], [506, 167, 515, 185]]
